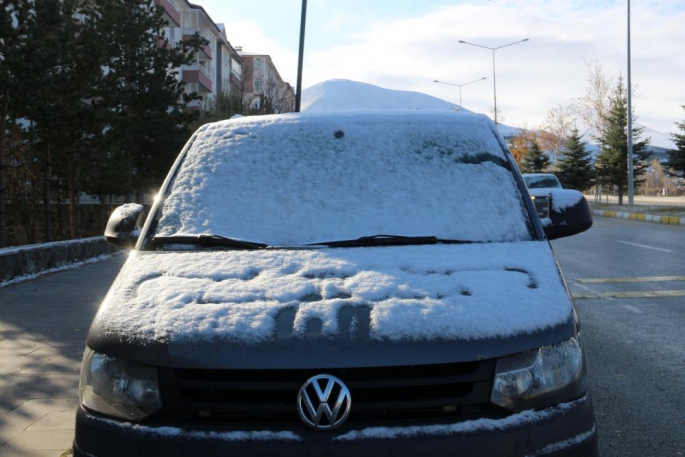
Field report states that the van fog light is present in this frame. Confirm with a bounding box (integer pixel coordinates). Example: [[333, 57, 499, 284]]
[[491, 335, 588, 412], [79, 347, 162, 421]]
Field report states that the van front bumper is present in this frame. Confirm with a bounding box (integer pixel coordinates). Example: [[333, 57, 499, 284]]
[[74, 396, 598, 457]]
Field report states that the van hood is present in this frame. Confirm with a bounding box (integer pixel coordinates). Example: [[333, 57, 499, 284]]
[[88, 242, 576, 368]]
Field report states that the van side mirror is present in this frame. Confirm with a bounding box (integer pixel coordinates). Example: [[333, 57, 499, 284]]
[[104, 204, 146, 248], [543, 190, 593, 240]]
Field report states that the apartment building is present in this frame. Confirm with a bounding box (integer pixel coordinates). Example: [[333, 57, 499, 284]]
[[238, 50, 295, 114], [155, 0, 243, 111]]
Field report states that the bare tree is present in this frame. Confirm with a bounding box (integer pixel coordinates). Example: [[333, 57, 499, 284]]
[[538, 104, 576, 170], [573, 59, 613, 140], [239, 56, 295, 115]]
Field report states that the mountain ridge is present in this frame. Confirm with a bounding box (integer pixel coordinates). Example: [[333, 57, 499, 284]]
[[301, 79, 675, 150]]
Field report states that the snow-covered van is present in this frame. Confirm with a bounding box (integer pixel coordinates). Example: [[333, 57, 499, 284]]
[[75, 110, 598, 456]]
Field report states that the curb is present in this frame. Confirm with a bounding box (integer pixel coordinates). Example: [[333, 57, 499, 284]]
[[0, 236, 117, 282], [593, 209, 685, 226]]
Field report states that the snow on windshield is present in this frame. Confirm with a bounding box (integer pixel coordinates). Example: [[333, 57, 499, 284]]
[[155, 111, 531, 246]]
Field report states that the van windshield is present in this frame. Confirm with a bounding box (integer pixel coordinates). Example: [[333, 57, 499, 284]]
[[524, 174, 562, 189], [149, 111, 533, 249]]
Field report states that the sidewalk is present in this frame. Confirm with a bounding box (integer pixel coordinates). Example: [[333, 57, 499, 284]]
[[0, 254, 126, 457]]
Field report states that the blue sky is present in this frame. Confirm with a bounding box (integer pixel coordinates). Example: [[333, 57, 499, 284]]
[[200, 0, 685, 139]]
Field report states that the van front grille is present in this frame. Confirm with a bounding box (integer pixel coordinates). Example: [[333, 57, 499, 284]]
[[155, 360, 505, 427], [532, 195, 551, 219]]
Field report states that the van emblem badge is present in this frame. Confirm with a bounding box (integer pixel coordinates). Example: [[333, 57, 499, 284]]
[[297, 374, 351, 430]]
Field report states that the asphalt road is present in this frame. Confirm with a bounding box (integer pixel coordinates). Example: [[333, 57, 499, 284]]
[[1, 216, 683, 456], [552, 217, 685, 457]]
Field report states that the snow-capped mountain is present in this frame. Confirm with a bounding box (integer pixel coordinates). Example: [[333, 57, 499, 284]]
[[301, 79, 675, 152], [637, 123, 674, 150], [301, 79, 459, 112]]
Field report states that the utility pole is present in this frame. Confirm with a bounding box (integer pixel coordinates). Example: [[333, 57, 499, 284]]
[[627, 0, 634, 205], [295, 0, 307, 112]]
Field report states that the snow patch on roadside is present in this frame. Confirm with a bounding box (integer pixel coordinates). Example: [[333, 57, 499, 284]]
[[0, 254, 118, 288], [0, 236, 105, 256]]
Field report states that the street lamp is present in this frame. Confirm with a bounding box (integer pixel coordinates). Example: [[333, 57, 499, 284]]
[[627, 0, 634, 205], [458, 38, 529, 125], [433, 77, 486, 110]]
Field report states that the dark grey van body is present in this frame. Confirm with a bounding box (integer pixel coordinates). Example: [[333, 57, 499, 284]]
[[75, 111, 597, 456]]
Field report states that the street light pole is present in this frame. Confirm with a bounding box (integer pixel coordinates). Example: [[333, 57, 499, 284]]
[[294, 0, 307, 113], [627, 0, 634, 205], [458, 38, 529, 125], [433, 77, 486, 109]]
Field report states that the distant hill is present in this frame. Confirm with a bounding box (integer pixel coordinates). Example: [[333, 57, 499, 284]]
[[301, 79, 459, 112], [301, 79, 675, 152], [637, 123, 675, 151]]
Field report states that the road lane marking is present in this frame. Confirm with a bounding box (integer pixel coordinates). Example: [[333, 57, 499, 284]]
[[616, 240, 672, 252], [577, 276, 685, 284], [572, 290, 685, 300], [622, 305, 644, 314]]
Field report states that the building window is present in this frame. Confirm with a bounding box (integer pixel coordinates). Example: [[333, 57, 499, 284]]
[[254, 79, 263, 93]]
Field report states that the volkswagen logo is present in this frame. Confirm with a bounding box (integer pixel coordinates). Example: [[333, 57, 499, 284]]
[[297, 374, 352, 430]]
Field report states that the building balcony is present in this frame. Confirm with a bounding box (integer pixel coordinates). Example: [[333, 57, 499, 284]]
[[183, 28, 212, 59], [182, 65, 213, 93], [154, 0, 181, 27], [155, 36, 175, 50], [186, 98, 209, 112], [229, 72, 242, 89]]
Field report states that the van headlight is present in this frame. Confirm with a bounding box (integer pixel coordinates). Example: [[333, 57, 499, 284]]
[[490, 335, 588, 412], [79, 347, 162, 421]]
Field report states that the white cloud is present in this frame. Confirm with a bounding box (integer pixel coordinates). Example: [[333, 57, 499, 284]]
[[299, 2, 685, 134]]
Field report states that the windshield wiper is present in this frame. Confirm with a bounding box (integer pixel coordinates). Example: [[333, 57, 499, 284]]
[[306, 234, 476, 248], [148, 234, 268, 250]]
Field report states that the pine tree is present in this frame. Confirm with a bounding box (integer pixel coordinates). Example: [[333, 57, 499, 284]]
[[556, 128, 595, 191], [520, 138, 550, 173], [16, 0, 105, 241], [594, 76, 650, 205], [90, 0, 208, 201], [0, 1, 33, 247], [666, 105, 685, 178]]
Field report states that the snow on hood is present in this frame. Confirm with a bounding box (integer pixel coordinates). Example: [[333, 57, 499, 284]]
[[155, 111, 530, 246], [93, 241, 572, 345]]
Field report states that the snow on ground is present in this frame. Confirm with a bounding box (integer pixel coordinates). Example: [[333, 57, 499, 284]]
[[0, 254, 116, 288], [0, 236, 104, 255]]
